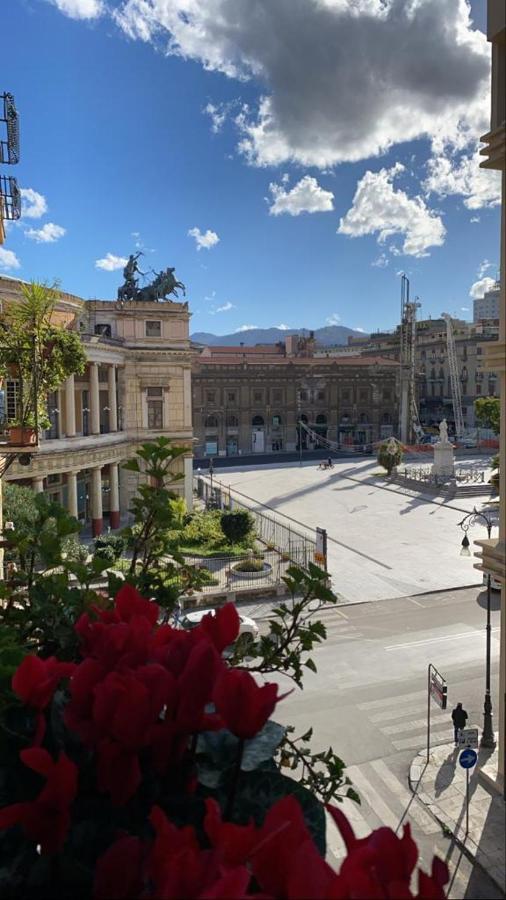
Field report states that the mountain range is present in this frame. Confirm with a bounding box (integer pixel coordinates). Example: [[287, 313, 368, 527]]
[[190, 325, 367, 347]]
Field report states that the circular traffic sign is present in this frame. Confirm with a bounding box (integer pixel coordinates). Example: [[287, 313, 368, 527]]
[[459, 748, 477, 769]]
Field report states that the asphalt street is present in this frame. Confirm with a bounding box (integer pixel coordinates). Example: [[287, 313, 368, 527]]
[[262, 586, 503, 899]]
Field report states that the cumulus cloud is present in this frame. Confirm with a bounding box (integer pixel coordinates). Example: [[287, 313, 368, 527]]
[[268, 175, 334, 216], [0, 248, 21, 270], [326, 313, 341, 326], [477, 259, 494, 278], [338, 163, 446, 257], [372, 252, 389, 268], [95, 253, 128, 271], [19, 188, 47, 219], [25, 222, 66, 243], [48, 0, 104, 19], [424, 148, 501, 209], [188, 226, 220, 250], [469, 276, 496, 299], [112, 0, 489, 172]]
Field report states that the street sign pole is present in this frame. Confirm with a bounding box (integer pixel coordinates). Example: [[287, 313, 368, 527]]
[[427, 664, 431, 762], [459, 746, 477, 838], [466, 768, 470, 836], [427, 663, 448, 762]]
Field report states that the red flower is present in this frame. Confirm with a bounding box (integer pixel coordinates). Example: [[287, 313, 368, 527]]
[[204, 798, 258, 866], [213, 669, 282, 740], [198, 603, 240, 653], [0, 749, 77, 855], [115, 583, 159, 626], [94, 835, 145, 900], [12, 655, 76, 745]]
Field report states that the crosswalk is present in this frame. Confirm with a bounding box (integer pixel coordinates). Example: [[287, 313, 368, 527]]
[[358, 689, 452, 752]]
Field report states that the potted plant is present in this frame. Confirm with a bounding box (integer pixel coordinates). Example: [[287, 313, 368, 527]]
[[0, 282, 86, 444]]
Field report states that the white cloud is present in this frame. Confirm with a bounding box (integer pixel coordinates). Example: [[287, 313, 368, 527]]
[[0, 248, 21, 270], [338, 163, 446, 257], [470, 215, 480, 223], [469, 276, 496, 299], [326, 313, 341, 326], [20, 188, 47, 219], [25, 222, 66, 243], [372, 252, 389, 268], [204, 102, 228, 133], [461, 306, 469, 311], [275, 323, 291, 330], [235, 324, 258, 332], [214, 301, 235, 313], [188, 226, 220, 250], [95, 252, 128, 271], [353, 327, 366, 333], [477, 259, 493, 278], [424, 148, 501, 210], [48, 0, 104, 19], [268, 175, 334, 216], [112, 0, 490, 173]]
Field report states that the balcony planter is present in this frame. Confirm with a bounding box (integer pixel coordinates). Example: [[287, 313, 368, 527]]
[[7, 425, 38, 447]]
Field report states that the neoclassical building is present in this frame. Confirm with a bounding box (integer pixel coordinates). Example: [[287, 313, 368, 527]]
[[1, 277, 193, 534], [192, 337, 399, 457]]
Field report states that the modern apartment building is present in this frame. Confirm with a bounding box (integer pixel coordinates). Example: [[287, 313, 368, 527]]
[[0, 277, 194, 534], [192, 336, 400, 457], [473, 282, 501, 322]]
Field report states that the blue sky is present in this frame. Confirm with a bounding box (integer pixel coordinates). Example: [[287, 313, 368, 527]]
[[1, 0, 501, 335]]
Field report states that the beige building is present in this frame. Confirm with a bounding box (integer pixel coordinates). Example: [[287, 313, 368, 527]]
[[475, 0, 506, 793], [1, 277, 194, 534], [345, 317, 499, 433], [192, 337, 400, 457]]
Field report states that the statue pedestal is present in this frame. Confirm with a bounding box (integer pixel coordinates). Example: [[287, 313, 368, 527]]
[[431, 442, 455, 478]]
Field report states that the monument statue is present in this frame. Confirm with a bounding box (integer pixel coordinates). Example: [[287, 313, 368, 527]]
[[438, 418, 449, 444], [117, 254, 186, 303]]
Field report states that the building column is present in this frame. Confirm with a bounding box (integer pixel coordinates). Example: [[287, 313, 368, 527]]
[[90, 363, 100, 436], [67, 471, 78, 519], [32, 477, 44, 493], [184, 456, 193, 511], [91, 466, 103, 536], [65, 374, 76, 438], [108, 366, 118, 433], [109, 463, 120, 529]]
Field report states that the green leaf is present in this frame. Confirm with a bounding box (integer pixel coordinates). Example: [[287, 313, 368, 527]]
[[241, 721, 286, 772]]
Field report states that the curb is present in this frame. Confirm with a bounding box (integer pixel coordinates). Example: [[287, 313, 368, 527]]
[[409, 752, 505, 894]]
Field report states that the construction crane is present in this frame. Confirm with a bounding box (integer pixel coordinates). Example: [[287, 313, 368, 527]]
[[399, 274, 423, 443], [442, 313, 465, 440]]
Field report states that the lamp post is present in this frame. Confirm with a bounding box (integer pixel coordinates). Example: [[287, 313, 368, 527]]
[[458, 507, 496, 749]]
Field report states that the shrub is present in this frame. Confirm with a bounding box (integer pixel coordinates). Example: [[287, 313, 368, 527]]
[[377, 437, 403, 475], [220, 509, 254, 544], [93, 533, 126, 561], [234, 557, 265, 572]]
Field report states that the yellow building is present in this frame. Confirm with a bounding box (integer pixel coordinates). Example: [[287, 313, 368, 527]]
[[1, 277, 194, 534], [475, 0, 506, 793]]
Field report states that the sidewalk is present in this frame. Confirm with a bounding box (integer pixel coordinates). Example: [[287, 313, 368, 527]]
[[409, 741, 505, 892]]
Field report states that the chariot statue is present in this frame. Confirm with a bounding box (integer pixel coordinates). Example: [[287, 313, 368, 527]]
[[117, 253, 186, 303]]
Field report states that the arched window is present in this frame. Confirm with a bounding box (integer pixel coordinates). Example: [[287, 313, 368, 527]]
[[252, 415, 264, 427], [226, 414, 238, 427], [205, 415, 218, 428]]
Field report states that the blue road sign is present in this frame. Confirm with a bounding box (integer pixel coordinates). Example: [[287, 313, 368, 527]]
[[459, 748, 477, 769]]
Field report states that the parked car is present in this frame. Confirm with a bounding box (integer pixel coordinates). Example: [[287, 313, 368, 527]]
[[180, 608, 259, 641], [483, 573, 502, 592]]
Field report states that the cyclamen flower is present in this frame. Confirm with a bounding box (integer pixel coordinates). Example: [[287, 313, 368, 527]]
[[213, 668, 283, 740], [0, 749, 77, 855], [12, 655, 76, 745]]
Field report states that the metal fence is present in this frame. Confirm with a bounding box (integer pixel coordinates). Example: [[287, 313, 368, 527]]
[[185, 550, 290, 595], [195, 475, 316, 568], [402, 466, 485, 486]]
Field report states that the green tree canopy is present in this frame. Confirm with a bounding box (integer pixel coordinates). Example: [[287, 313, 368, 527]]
[[474, 396, 500, 434]]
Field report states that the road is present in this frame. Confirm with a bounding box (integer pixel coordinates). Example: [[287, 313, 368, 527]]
[[258, 586, 503, 899]]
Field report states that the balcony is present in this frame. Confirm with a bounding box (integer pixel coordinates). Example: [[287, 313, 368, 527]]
[[474, 537, 506, 585]]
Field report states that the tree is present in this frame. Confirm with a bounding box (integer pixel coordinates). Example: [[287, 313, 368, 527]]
[[220, 509, 254, 543], [0, 281, 86, 431], [377, 437, 403, 475], [474, 396, 500, 434]]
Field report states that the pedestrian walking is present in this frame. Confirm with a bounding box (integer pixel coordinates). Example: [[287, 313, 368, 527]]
[[451, 702, 468, 744]]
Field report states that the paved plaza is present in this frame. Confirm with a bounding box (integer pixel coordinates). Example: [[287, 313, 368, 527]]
[[210, 456, 496, 603]]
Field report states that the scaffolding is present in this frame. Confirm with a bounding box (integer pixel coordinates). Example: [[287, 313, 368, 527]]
[[442, 313, 465, 439]]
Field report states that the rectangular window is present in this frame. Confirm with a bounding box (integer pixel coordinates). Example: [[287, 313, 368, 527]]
[[359, 390, 369, 401], [206, 391, 215, 403], [317, 390, 325, 401], [227, 391, 236, 403], [476, 384, 481, 394], [272, 415, 281, 427], [6, 380, 19, 420], [253, 390, 263, 402], [341, 390, 350, 401], [95, 323, 111, 337], [272, 389, 282, 402], [382, 390, 391, 401], [47, 473, 61, 485], [145, 320, 162, 337], [147, 387, 163, 429], [299, 390, 308, 402]]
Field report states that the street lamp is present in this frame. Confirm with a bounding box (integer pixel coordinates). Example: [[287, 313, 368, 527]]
[[458, 507, 496, 749]]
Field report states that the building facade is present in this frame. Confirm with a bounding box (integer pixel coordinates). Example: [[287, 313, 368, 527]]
[[1, 277, 194, 534], [474, 282, 501, 322], [192, 340, 399, 457], [346, 317, 500, 432]]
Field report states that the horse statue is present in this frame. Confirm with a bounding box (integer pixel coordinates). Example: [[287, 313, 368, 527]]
[[137, 267, 186, 302]]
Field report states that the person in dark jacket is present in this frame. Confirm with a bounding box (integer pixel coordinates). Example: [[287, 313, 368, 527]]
[[451, 702, 468, 744]]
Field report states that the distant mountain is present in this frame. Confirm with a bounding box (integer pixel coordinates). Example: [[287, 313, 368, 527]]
[[191, 325, 367, 347]]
